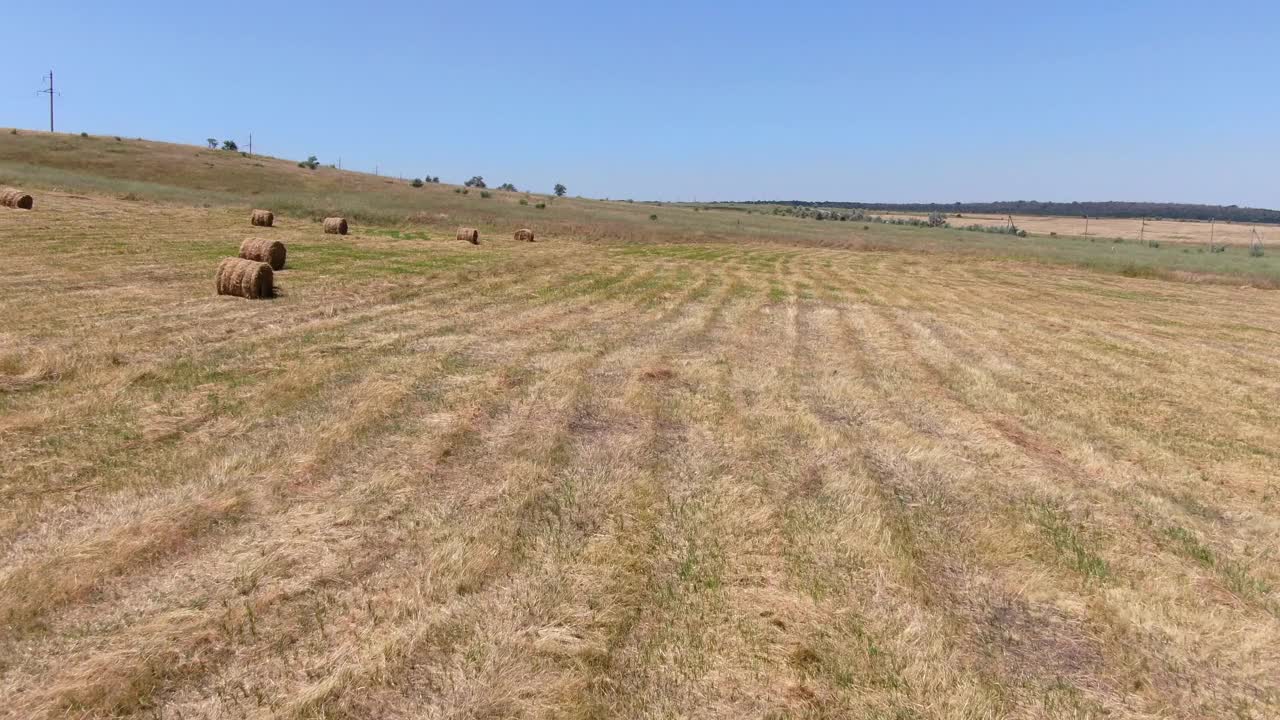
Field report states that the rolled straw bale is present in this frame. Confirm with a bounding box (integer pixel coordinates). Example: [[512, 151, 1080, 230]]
[[514, 228, 535, 242], [0, 188, 34, 210], [323, 217, 348, 235], [215, 257, 274, 299], [250, 209, 274, 227], [457, 227, 480, 245], [238, 238, 287, 270]]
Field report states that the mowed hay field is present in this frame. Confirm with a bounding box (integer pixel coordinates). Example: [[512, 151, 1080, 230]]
[[1, 141, 1280, 719]]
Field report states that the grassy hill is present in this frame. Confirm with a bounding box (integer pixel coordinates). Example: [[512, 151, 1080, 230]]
[[2, 129, 1278, 287], [1, 130, 1279, 719]]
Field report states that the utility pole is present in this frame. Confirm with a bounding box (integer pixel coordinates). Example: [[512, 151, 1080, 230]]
[[1210, 218, 1216, 251], [1140, 217, 1146, 246], [248, 132, 253, 157], [37, 70, 56, 132], [1083, 215, 1089, 236]]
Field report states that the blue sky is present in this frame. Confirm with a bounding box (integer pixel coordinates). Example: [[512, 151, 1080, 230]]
[[3, 1, 1277, 206]]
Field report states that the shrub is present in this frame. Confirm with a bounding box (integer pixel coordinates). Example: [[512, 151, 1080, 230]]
[[454, 188, 463, 194], [554, 183, 567, 197], [862, 225, 869, 230], [498, 183, 517, 191], [462, 189, 469, 195], [519, 198, 529, 206], [464, 176, 486, 188], [10, 129, 18, 135], [957, 223, 1024, 236], [480, 190, 491, 198], [222, 140, 238, 151], [1119, 263, 1159, 279], [1049, 231, 1058, 237], [79, 132, 89, 138], [298, 155, 319, 170], [535, 202, 546, 209], [649, 214, 658, 221], [411, 178, 424, 187], [926, 211, 947, 227], [114, 136, 122, 142]]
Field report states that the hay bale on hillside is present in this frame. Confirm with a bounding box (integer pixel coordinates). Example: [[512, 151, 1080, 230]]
[[216, 257, 274, 299], [323, 217, 348, 235], [457, 227, 480, 245], [514, 228, 535, 242], [250, 209, 274, 227], [238, 238, 287, 270], [0, 188, 33, 210]]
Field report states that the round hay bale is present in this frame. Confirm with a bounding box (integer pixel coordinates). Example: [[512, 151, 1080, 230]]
[[238, 238, 287, 270], [215, 257, 274, 299], [323, 217, 348, 235], [457, 227, 480, 245], [514, 228, 535, 242], [250, 209, 274, 227], [1, 188, 33, 210]]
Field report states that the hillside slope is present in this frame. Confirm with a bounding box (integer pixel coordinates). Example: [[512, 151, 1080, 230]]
[[1, 129, 1277, 287]]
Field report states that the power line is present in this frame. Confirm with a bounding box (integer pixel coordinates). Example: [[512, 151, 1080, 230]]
[[36, 70, 58, 132]]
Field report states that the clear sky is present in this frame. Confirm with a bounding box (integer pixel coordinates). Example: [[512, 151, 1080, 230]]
[[3, 1, 1277, 207]]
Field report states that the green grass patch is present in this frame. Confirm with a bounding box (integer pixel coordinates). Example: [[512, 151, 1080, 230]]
[[363, 228, 433, 241], [1032, 501, 1110, 580]]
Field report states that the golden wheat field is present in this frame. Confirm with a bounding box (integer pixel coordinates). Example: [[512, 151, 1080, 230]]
[[1, 181, 1279, 719]]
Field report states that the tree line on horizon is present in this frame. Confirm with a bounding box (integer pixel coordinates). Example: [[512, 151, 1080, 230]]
[[735, 200, 1280, 224]]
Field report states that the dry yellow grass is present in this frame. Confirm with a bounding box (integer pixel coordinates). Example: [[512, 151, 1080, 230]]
[[1, 190, 1278, 719], [889, 210, 1271, 246]]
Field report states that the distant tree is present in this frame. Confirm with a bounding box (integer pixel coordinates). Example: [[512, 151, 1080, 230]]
[[464, 176, 487, 188], [206, 138, 218, 149], [221, 140, 238, 151], [411, 178, 424, 187], [554, 183, 567, 197], [297, 155, 319, 170], [498, 182, 517, 192]]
